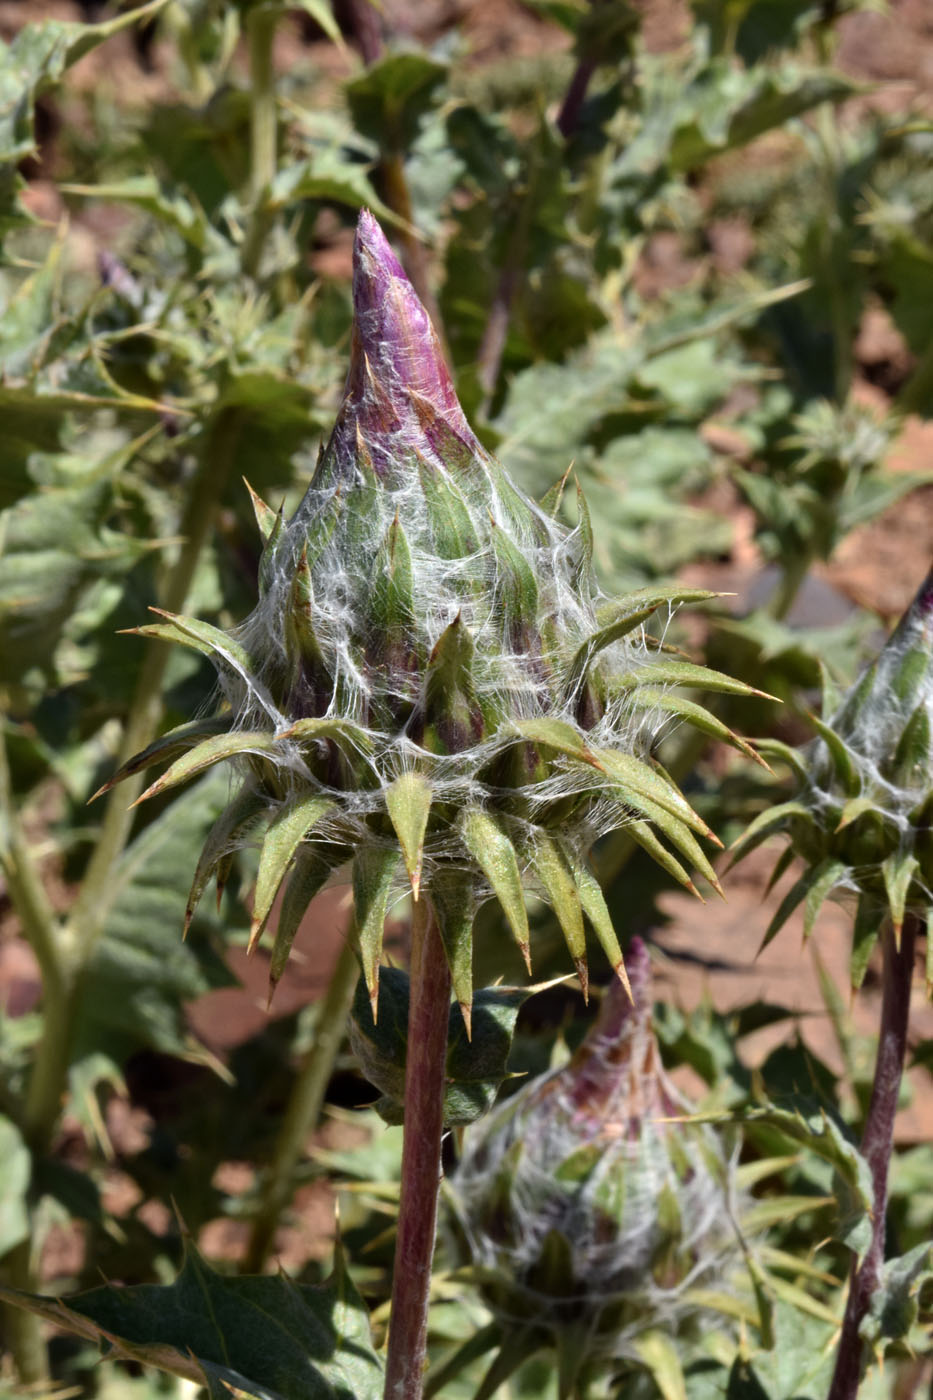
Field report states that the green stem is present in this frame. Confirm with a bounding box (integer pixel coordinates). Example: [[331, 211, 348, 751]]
[[0, 738, 64, 1022], [1, 1242, 48, 1387], [242, 5, 278, 279], [243, 936, 359, 1273], [384, 898, 451, 1400], [24, 407, 241, 1157]]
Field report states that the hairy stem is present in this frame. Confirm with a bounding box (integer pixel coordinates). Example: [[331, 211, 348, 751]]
[[383, 899, 451, 1400], [242, 5, 278, 278], [827, 914, 917, 1400], [243, 936, 359, 1273]]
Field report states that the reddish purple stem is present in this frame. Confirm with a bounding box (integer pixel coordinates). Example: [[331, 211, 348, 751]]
[[827, 915, 917, 1400], [383, 901, 452, 1400]]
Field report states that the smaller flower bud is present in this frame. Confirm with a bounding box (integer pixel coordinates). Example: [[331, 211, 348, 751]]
[[449, 939, 746, 1376]]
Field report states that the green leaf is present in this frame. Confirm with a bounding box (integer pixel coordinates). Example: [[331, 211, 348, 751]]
[[809, 713, 861, 798], [568, 588, 719, 693], [271, 842, 348, 995], [527, 833, 587, 993], [0, 0, 170, 165], [593, 747, 713, 838], [802, 859, 848, 941], [631, 1330, 686, 1400], [633, 687, 766, 766], [0, 1239, 383, 1400], [185, 783, 268, 933], [77, 774, 240, 1062], [134, 732, 281, 806], [759, 858, 845, 953], [460, 809, 530, 973], [345, 53, 447, 151], [249, 796, 336, 949], [350, 967, 539, 1128], [882, 850, 920, 939], [94, 717, 232, 798], [860, 1240, 933, 1351], [851, 894, 880, 992], [385, 772, 432, 899], [352, 847, 401, 1011], [431, 874, 476, 1033], [728, 800, 811, 866], [130, 611, 254, 686], [615, 658, 771, 699], [562, 845, 629, 994], [627, 820, 703, 899]]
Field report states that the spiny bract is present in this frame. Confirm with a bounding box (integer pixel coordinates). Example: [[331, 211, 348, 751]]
[[448, 938, 749, 1387], [104, 211, 758, 1026], [732, 564, 933, 988]]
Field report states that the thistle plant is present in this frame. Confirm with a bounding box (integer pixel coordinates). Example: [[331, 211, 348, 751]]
[[732, 566, 933, 1397], [447, 937, 750, 1399], [103, 211, 751, 1399]]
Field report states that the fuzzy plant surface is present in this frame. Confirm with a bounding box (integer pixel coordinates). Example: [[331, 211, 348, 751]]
[[446, 937, 751, 1393], [101, 211, 759, 1023], [732, 564, 933, 988]]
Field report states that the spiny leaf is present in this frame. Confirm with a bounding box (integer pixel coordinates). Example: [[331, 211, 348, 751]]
[[243, 478, 279, 541], [185, 784, 267, 934], [281, 717, 374, 752], [270, 843, 348, 998], [882, 850, 920, 942], [594, 747, 714, 839], [802, 860, 848, 941], [616, 658, 775, 699], [527, 833, 588, 998], [460, 810, 530, 974], [133, 733, 281, 807], [561, 845, 630, 999], [249, 796, 336, 951], [126, 610, 253, 677], [809, 713, 861, 797], [431, 874, 476, 1034], [728, 800, 814, 866], [759, 859, 843, 953], [627, 820, 702, 901], [567, 587, 720, 694], [632, 687, 768, 767], [385, 772, 432, 899], [352, 847, 401, 1015], [92, 716, 231, 799], [754, 738, 811, 784], [851, 895, 880, 992], [0, 1237, 383, 1400]]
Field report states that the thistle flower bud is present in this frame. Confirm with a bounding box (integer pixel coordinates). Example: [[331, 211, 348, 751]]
[[735, 564, 933, 982], [449, 939, 746, 1377], [105, 212, 744, 1020]]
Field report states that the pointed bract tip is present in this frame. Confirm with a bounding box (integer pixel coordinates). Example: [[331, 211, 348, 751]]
[[519, 940, 533, 977], [247, 920, 263, 956], [574, 956, 589, 1005], [459, 1001, 472, 1041]]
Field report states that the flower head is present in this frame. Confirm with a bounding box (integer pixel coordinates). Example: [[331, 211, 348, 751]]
[[734, 563, 933, 978], [106, 212, 733, 1021], [449, 938, 746, 1373]]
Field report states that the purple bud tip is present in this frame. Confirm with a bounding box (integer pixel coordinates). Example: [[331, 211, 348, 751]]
[[333, 211, 474, 473]]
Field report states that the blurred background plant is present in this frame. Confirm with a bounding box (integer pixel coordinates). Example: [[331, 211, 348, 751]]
[[1, 0, 933, 1395]]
